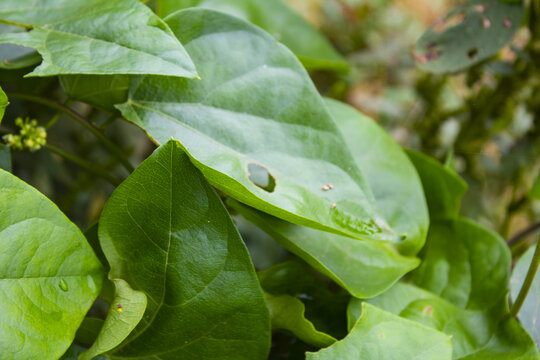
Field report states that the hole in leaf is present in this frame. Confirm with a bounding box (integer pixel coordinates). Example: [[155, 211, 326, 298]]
[[467, 47, 478, 59], [247, 163, 276, 193]]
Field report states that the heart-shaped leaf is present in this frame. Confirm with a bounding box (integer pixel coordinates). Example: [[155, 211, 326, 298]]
[[98, 140, 270, 359], [117, 8, 396, 243], [0, 0, 197, 78], [309, 302, 452, 360], [0, 169, 104, 360]]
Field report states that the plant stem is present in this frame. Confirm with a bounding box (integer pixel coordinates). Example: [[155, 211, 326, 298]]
[[7, 93, 134, 172], [510, 238, 540, 317], [45, 144, 122, 186], [508, 221, 540, 247]]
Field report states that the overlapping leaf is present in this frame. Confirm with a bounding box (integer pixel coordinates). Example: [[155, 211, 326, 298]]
[[309, 302, 452, 360], [0, 24, 40, 70], [0, 0, 197, 77], [414, 0, 524, 73], [117, 8, 396, 242], [0, 85, 7, 123], [157, 0, 347, 71], [511, 245, 540, 350], [0, 169, 104, 360], [99, 140, 270, 359]]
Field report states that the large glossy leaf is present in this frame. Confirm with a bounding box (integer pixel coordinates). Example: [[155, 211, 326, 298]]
[[117, 8, 397, 242], [265, 292, 336, 348], [308, 302, 452, 360], [157, 0, 347, 72], [229, 199, 419, 299], [411, 218, 510, 311], [60, 75, 130, 113], [0, 24, 41, 70], [99, 140, 270, 359], [414, 0, 524, 73], [326, 98, 429, 255], [511, 245, 540, 349], [350, 283, 539, 359], [0, 169, 104, 360], [0, 0, 197, 78], [80, 279, 147, 360], [407, 150, 467, 220]]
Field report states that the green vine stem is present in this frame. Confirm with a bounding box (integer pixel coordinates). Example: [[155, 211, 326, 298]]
[[7, 93, 135, 173], [510, 237, 540, 318], [45, 144, 122, 186]]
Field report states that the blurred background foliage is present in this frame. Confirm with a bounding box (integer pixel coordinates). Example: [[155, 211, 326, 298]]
[[1, 0, 539, 263]]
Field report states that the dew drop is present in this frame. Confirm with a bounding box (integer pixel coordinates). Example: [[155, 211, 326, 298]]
[[58, 279, 68, 292]]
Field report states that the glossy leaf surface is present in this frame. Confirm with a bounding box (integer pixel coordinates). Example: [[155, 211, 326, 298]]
[[157, 0, 347, 71], [117, 8, 395, 242], [326, 98, 429, 255], [0, 24, 41, 70], [414, 0, 524, 73], [265, 292, 336, 348], [0, 0, 197, 78], [411, 218, 510, 311], [511, 245, 540, 349], [308, 302, 452, 360], [230, 199, 419, 299], [99, 140, 270, 359], [407, 150, 467, 220], [80, 279, 147, 360], [0, 169, 104, 360]]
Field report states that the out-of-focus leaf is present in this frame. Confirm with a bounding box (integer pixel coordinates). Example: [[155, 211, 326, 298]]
[[0, 85, 7, 123], [308, 302, 452, 360], [0, 169, 104, 360], [117, 8, 398, 243], [407, 150, 467, 220], [414, 0, 524, 73], [0, 0, 197, 78], [157, 0, 347, 72], [0, 144, 11, 172], [229, 198, 419, 299], [511, 245, 540, 350], [80, 280, 147, 360], [326, 98, 429, 255], [265, 292, 336, 348], [99, 140, 270, 359], [60, 344, 107, 360], [531, 174, 540, 200]]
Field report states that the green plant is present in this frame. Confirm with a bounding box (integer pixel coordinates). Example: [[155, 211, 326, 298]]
[[0, 0, 539, 359]]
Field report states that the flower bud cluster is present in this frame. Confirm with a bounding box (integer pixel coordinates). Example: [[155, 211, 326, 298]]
[[3, 117, 47, 152]]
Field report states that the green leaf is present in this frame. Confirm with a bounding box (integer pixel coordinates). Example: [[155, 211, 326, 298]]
[[157, 0, 348, 72], [0, 0, 197, 78], [351, 283, 539, 359], [80, 279, 147, 360], [326, 98, 429, 255], [0, 169, 104, 360], [258, 259, 349, 339], [530, 174, 540, 200], [229, 199, 419, 299], [0, 85, 7, 123], [308, 302, 452, 360], [60, 344, 107, 360], [0, 23, 41, 70], [411, 218, 510, 311], [511, 245, 540, 349], [265, 292, 336, 348], [60, 75, 130, 113], [117, 8, 396, 242], [98, 140, 270, 359], [414, 0, 524, 73], [407, 150, 468, 220]]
